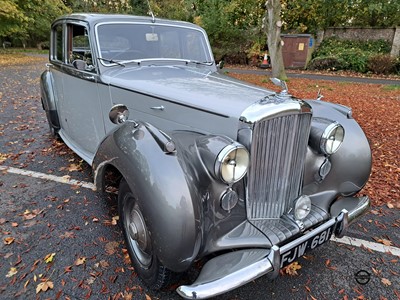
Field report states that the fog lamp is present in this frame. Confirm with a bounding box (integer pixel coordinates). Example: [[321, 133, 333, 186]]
[[221, 189, 239, 211], [294, 195, 311, 220]]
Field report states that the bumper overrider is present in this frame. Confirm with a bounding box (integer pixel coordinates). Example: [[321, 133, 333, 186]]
[[177, 195, 370, 299]]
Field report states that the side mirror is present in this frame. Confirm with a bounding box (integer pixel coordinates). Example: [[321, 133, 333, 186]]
[[72, 59, 87, 70], [109, 104, 129, 124], [72, 59, 96, 72]]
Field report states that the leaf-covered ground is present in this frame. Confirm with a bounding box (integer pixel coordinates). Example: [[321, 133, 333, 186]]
[[0, 53, 48, 67], [0, 54, 399, 300], [228, 72, 400, 208]]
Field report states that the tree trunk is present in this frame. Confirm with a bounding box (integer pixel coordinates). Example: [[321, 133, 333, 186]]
[[265, 0, 287, 80]]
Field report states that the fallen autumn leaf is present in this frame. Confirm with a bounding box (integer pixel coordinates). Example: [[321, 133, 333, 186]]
[[44, 253, 56, 263], [3, 237, 15, 245], [283, 261, 302, 276], [381, 278, 392, 286], [36, 280, 54, 294], [75, 257, 86, 266], [6, 267, 18, 278]]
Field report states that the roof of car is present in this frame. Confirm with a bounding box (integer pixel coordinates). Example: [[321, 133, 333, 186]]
[[53, 13, 200, 29]]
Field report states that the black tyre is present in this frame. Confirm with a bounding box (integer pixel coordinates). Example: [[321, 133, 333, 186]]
[[118, 178, 172, 289]]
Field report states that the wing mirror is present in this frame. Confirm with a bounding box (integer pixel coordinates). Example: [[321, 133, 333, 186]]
[[109, 104, 129, 124], [72, 59, 96, 72]]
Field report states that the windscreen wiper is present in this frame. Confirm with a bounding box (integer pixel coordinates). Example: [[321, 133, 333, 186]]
[[185, 60, 214, 66], [98, 57, 125, 67]]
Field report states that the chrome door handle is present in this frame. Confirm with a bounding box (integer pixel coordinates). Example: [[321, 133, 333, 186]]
[[83, 75, 95, 81], [151, 105, 165, 111]]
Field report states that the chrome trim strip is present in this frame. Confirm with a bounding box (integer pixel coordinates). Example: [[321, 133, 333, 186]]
[[266, 245, 280, 279], [348, 196, 370, 224], [176, 251, 274, 299], [246, 113, 312, 220], [240, 98, 312, 125], [280, 217, 337, 254]]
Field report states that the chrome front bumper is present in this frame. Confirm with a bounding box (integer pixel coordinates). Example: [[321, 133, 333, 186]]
[[176, 196, 370, 299]]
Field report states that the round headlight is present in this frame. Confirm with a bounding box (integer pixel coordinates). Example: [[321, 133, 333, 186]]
[[321, 123, 344, 155], [215, 144, 249, 184], [294, 195, 311, 220]]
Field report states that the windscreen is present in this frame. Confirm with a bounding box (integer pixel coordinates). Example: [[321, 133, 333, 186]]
[[96, 23, 212, 64]]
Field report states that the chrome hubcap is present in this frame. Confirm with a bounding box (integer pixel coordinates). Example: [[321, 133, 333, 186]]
[[124, 196, 152, 267]]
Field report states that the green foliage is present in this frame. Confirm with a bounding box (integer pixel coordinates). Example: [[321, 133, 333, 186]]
[[130, 0, 148, 15], [193, 0, 265, 62], [310, 38, 394, 73], [308, 56, 344, 71], [66, 0, 131, 13], [338, 49, 370, 73], [0, 47, 48, 54], [349, 0, 400, 27], [18, 0, 71, 46], [283, 0, 400, 33], [383, 84, 400, 91], [0, 0, 70, 47], [149, 0, 194, 21], [313, 38, 391, 58], [0, 0, 29, 39]]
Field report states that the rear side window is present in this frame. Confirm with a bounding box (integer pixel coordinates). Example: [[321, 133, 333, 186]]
[[53, 24, 63, 62]]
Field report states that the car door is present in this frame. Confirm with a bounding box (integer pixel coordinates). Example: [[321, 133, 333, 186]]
[[59, 22, 105, 164]]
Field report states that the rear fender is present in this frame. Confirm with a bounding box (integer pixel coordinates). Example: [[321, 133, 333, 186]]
[[40, 70, 60, 129], [93, 121, 202, 272]]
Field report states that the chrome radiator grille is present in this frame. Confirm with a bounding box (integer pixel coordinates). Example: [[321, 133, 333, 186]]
[[247, 113, 312, 220]]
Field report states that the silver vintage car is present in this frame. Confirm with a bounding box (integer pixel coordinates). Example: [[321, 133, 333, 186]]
[[40, 13, 372, 299]]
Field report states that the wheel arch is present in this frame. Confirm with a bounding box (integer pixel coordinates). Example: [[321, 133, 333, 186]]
[[40, 69, 60, 130], [304, 100, 372, 199], [92, 121, 202, 272]]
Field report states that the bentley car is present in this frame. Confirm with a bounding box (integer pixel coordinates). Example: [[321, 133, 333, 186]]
[[40, 13, 372, 299]]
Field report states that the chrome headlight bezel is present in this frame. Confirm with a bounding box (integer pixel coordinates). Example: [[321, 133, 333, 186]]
[[310, 118, 345, 156], [320, 122, 345, 155], [215, 143, 250, 184]]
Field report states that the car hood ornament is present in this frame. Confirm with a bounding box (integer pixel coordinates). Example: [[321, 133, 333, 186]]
[[270, 77, 292, 101]]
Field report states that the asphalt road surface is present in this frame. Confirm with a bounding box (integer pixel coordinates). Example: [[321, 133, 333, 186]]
[[0, 59, 399, 300]]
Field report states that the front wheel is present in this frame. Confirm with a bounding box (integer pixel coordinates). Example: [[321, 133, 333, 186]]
[[118, 178, 172, 289]]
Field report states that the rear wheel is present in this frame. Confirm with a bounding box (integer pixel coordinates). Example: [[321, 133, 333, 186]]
[[118, 178, 172, 289]]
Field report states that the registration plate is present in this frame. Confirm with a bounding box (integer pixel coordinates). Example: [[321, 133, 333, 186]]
[[280, 222, 335, 269]]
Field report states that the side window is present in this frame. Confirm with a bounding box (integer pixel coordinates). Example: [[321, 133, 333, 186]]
[[67, 24, 95, 71], [53, 24, 63, 62]]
